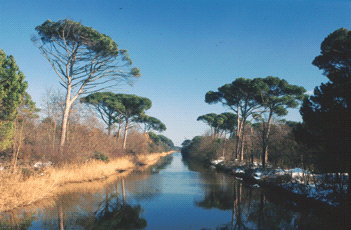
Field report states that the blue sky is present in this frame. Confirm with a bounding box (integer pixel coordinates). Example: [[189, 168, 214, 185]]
[[1, 0, 350, 145]]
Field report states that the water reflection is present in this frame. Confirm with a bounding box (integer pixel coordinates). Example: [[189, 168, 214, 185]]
[[0, 156, 174, 229], [0, 210, 35, 229], [52, 179, 147, 229], [0, 153, 343, 229], [79, 180, 147, 229], [1, 179, 148, 229], [186, 158, 342, 230]]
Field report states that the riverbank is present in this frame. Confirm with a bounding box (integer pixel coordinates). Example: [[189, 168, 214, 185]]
[[0, 151, 175, 212], [210, 159, 348, 209]]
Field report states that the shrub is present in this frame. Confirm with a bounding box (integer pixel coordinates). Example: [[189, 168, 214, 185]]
[[181, 136, 224, 162], [93, 151, 109, 162], [21, 168, 34, 180], [125, 131, 149, 155]]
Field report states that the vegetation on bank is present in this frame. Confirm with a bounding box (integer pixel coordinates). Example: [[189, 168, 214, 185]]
[[182, 28, 351, 213], [31, 19, 141, 148], [0, 153, 174, 229], [0, 52, 174, 169], [0, 18, 175, 167], [1, 19, 176, 211], [0, 151, 174, 212]]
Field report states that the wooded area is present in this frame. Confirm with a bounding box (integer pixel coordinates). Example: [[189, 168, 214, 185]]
[[181, 28, 351, 212], [0, 19, 174, 174]]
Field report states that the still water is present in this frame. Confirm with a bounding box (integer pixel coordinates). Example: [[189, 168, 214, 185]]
[[1, 152, 340, 229]]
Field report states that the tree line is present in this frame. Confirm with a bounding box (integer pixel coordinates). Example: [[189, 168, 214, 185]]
[[183, 76, 306, 168], [182, 28, 350, 210], [0, 19, 174, 168]]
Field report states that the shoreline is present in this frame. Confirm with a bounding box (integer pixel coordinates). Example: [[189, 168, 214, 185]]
[[0, 151, 176, 213], [208, 160, 347, 210]]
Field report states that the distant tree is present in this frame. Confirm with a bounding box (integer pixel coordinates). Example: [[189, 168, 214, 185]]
[[217, 112, 238, 159], [0, 50, 28, 150], [218, 112, 238, 138], [147, 132, 173, 152], [113, 94, 151, 150], [197, 113, 216, 136], [181, 139, 192, 147], [282, 120, 299, 128], [181, 136, 202, 159], [181, 135, 223, 161], [197, 113, 225, 137], [256, 76, 306, 168], [158, 135, 174, 148], [32, 19, 140, 148], [135, 114, 166, 133], [197, 112, 237, 139], [205, 78, 265, 160], [148, 132, 161, 144], [80, 92, 124, 136], [297, 28, 351, 214]]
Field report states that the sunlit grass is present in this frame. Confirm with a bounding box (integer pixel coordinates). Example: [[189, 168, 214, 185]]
[[138, 151, 172, 166], [50, 157, 134, 184], [0, 151, 174, 212]]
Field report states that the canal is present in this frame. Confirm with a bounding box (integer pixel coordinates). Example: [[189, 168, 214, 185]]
[[0, 152, 341, 229]]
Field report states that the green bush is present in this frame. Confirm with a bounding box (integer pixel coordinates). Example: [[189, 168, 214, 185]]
[[93, 151, 109, 162]]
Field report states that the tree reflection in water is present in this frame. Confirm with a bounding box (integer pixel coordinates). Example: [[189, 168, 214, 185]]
[[187, 159, 341, 230], [3, 178, 148, 230], [1, 154, 344, 229], [0, 158, 170, 230], [77, 178, 147, 230]]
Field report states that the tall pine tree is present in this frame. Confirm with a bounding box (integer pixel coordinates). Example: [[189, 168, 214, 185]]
[[297, 28, 351, 218], [0, 50, 28, 150]]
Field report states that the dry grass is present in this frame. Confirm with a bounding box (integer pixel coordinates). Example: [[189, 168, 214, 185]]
[[137, 151, 172, 165], [0, 151, 174, 212], [50, 157, 134, 184]]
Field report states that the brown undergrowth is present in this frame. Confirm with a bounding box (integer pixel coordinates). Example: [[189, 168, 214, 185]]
[[0, 151, 174, 212]]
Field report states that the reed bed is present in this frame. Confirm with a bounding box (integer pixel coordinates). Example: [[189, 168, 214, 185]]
[[138, 151, 172, 166], [0, 151, 174, 212]]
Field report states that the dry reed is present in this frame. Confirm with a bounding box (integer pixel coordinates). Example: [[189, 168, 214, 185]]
[[0, 151, 174, 212]]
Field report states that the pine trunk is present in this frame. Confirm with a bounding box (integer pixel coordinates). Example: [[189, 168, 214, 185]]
[[240, 134, 245, 161], [60, 86, 72, 148], [122, 119, 129, 150], [262, 111, 273, 168]]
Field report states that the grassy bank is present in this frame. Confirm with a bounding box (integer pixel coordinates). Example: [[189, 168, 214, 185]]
[[0, 151, 175, 212]]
